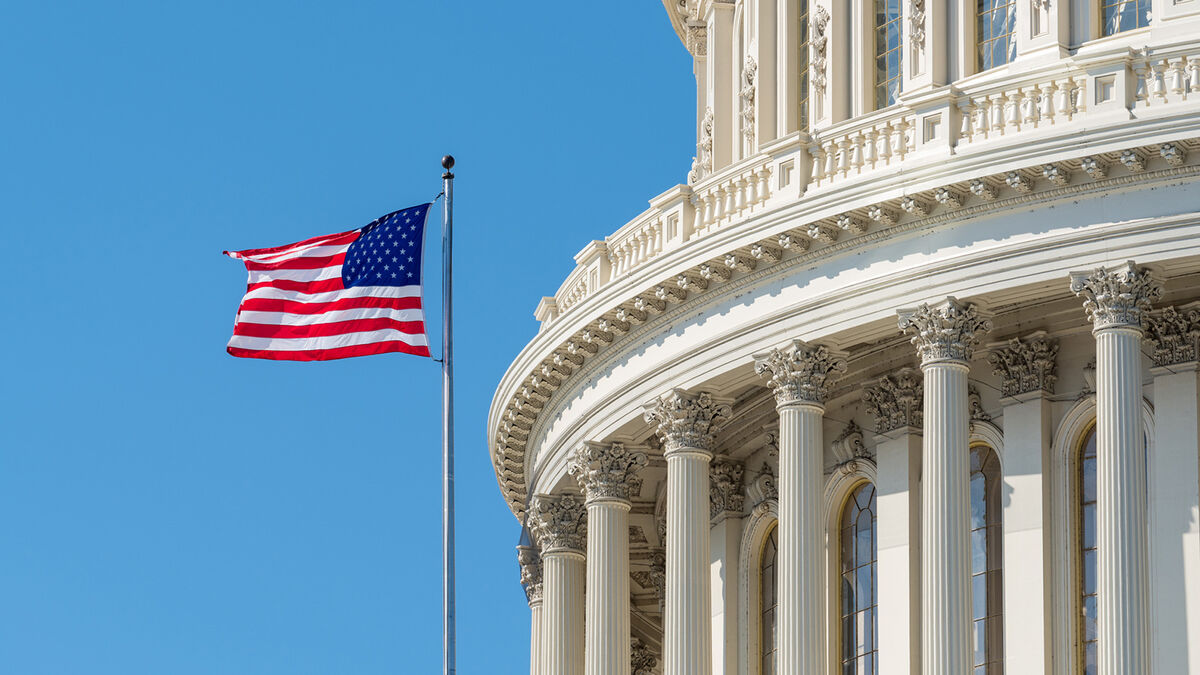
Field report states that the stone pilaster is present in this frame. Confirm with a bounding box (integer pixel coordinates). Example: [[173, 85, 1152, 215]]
[[644, 389, 732, 675], [1070, 261, 1161, 675], [898, 297, 992, 675], [528, 494, 587, 675], [570, 442, 648, 675], [755, 340, 847, 675], [518, 545, 544, 675], [1146, 317, 1200, 673]]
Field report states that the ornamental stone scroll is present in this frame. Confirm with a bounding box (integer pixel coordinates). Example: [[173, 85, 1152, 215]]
[[569, 441, 649, 504], [709, 458, 746, 519], [753, 339, 848, 407]]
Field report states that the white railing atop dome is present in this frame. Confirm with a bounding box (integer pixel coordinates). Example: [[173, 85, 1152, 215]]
[[535, 44, 1200, 331]]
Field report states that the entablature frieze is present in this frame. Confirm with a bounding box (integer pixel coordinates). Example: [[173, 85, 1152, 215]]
[[489, 137, 1200, 519]]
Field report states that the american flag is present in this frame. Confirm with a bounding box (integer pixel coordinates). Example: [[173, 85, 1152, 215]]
[[224, 204, 432, 361]]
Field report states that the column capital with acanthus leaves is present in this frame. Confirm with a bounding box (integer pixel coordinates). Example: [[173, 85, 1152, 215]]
[[754, 339, 848, 407], [898, 297, 993, 365], [569, 441, 648, 505], [527, 493, 587, 556], [1070, 261, 1162, 332], [643, 389, 732, 456]]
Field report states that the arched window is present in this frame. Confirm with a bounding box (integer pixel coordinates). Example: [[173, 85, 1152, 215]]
[[799, 0, 811, 128], [1101, 0, 1150, 36], [873, 0, 903, 109], [977, 0, 1016, 71], [840, 482, 878, 675], [970, 444, 1004, 674], [761, 523, 779, 674], [1078, 425, 1099, 674]]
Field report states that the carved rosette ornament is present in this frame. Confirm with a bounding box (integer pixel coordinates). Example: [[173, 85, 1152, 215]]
[[862, 368, 923, 433], [569, 441, 648, 504], [1145, 306, 1200, 366], [988, 335, 1059, 397], [643, 389, 732, 454], [1069, 261, 1162, 332], [898, 297, 994, 365], [709, 458, 746, 519], [528, 493, 587, 554], [754, 340, 849, 407], [516, 544, 543, 604], [631, 637, 658, 675]]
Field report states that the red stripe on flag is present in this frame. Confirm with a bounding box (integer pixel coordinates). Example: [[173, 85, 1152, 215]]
[[233, 318, 427, 339], [227, 341, 431, 361], [225, 231, 359, 259], [245, 278, 346, 295], [239, 295, 422, 315], [244, 253, 346, 271]]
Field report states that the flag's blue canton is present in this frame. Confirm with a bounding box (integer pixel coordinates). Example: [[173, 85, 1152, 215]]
[[342, 204, 430, 288]]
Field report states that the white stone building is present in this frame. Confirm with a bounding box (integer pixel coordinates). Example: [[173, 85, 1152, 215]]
[[490, 0, 1200, 673]]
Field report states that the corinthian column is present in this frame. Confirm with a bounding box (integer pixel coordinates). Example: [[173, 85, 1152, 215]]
[[644, 389, 732, 675], [1070, 262, 1162, 675], [528, 494, 587, 675], [517, 544, 544, 675], [898, 297, 992, 675], [570, 442, 648, 675], [755, 340, 848, 675]]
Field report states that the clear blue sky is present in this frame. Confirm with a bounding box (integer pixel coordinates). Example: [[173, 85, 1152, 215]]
[[0, 2, 692, 673]]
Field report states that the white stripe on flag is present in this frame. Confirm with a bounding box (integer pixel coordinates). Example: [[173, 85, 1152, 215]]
[[228, 328, 430, 352]]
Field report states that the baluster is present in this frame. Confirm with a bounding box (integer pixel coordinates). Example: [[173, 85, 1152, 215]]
[[864, 128, 879, 167], [1004, 92, 1019, 131], [878, 124, 893, 163], [745, 173, 758, 206], [810, 145, 826, 184], [849, 133, 863, 173], [989, 96, 1003, 133], [958, 100, 974, 141], [836, 138, 850, 175], [1169, 58, 1187, 101], [757, 167, 770, 202], [973, 99, 988, 139], [1153, 59, 1168, 102], [1039, 83, 1056, 124], [653, 221, 664, 255], [1188, 57, 1200, 94], [723, 182, 736, 216], [1019, 89, 1035, 127], [1134, 61, 1150, 104], [899, 118, 914, 157], [735, 178, 747, 211], [702, 193, 715, 228], [690, 194, 703, 239], [1074, 78, 1086, 114]]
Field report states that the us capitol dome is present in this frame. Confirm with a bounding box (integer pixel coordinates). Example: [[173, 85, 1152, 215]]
[[490, 0, 1200, 673]]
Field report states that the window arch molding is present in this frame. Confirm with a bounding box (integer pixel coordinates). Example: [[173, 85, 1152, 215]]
[[738, 497, 778, 675], [1048, 395, 1155, 675], [823, 458, 879, 672], [971, 420, 1005, 462]]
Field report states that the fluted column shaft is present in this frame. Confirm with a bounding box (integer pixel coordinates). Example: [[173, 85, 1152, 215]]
[[1095, 326, 1151, 674], [777, 401, 826, 675], [899, 298, 991, 675], [645, 390, 731, 675], [542, 550, 585, 675], [665, 447, 713, 675], [1071, 261, 1159, 675], [585, 499, 631, 675], [755, 340, 846, 675], [919, 361, 973, 675], [528, 598, 543, 675]]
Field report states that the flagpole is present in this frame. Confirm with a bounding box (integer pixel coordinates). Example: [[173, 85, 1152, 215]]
[[440, 154, 456, 675]]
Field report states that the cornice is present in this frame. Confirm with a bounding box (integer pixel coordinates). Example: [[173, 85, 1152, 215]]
[[488, 141, 1200, 519]]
